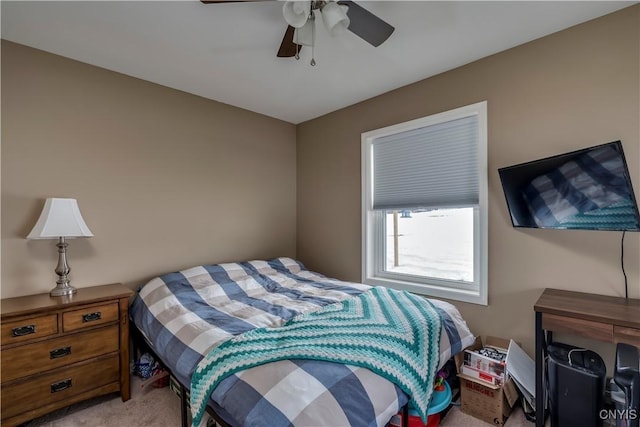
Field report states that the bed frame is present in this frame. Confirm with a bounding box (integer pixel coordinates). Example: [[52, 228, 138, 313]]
[[131, 323, 230, 427]]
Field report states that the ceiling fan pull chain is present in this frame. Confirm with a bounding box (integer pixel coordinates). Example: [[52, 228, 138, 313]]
[[310, 11, 316, 66]]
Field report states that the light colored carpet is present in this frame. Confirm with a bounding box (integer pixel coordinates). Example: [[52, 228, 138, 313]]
[[440, 403, 531, 427], [22, 376, 533, 426], [22, 376, 183, 427]]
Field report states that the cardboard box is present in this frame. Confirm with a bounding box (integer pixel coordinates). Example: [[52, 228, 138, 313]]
[[463, 345, 507, 379], [460, 364, 503, 386], [455, 337, 519, 426]]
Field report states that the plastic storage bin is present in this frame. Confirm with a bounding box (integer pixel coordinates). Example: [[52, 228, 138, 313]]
[[389, 381, 452, 427]]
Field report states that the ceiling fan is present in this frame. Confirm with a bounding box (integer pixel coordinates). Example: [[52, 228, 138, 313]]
[[201, 0, 395, 65]]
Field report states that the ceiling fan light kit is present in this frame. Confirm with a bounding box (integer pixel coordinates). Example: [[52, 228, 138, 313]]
[[282, 1, 311, 28], [202, 0, 394, 65], [293, 10, 316, 64], [293, 14, 315, 46], [321, 2, 350, 36], [284, 0, 350, 66]]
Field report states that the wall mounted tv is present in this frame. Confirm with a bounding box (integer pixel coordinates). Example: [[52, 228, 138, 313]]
[[498, 141, 640, 231]]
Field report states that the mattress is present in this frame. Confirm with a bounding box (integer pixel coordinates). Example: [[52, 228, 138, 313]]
[[130, 257, 475, 426]]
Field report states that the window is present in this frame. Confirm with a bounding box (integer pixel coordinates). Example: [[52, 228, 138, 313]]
[[361, 101, 488, 305]]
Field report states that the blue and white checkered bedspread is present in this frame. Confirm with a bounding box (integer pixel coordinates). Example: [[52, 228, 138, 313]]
[[130, 257, 475, 427]]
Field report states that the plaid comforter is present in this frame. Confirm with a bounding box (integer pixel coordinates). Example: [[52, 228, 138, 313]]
[[130, 258, 475, 427]]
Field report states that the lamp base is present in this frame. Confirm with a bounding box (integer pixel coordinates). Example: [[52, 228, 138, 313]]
[[50, 237, 76, 297], [50, 282, 77, 297]]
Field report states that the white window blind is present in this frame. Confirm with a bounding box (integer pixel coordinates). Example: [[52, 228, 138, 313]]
[[372, 115, 479, 210]]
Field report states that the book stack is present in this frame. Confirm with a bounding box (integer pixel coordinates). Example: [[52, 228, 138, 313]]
[[461, 345, 508, 386]]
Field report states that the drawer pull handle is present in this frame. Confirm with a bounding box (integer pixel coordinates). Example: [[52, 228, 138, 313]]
[[11, 325, 36, 337], [82, 312, 102, 323], [50, 346, 71, 359], [50, 379, 72, 393]]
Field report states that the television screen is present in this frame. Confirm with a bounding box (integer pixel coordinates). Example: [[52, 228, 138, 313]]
[[498, 141, 640, 231]]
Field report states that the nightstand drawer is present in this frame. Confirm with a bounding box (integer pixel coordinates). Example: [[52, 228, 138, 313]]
[[1, 325, 119, 383], [1, 314, 58, 345], [62, 302, 118, 332], [0, 353, 119, 420]]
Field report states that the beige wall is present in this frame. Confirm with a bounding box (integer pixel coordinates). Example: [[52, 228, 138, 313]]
[[296, 6, 640, 358], [1, 40, 297, 298], [2, 6, 639, 363]]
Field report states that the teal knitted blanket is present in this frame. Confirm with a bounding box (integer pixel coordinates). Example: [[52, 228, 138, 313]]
[[190, 286, 442, 427]]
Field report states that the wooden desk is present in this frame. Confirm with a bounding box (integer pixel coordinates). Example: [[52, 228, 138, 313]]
[[534, 288, 640, 427]]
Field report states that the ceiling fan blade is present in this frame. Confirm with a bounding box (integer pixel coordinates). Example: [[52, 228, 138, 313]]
[[201, 0, 300, 58], [337, 1, 394, 47], [277, 25, 302, 58]]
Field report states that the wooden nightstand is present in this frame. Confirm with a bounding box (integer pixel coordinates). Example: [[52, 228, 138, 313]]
[[0, 283, 133, 427]]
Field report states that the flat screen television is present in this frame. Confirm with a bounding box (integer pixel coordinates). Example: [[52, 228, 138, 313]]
[[498, 141, 640, 231]]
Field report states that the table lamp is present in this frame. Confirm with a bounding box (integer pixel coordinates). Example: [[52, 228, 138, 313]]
[[27, 198, 94, 296]]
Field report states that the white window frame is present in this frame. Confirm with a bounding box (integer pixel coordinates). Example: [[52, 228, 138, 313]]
[[361, 101, 488, 305]]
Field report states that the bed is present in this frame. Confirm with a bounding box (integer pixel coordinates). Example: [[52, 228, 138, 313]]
[[130, 257, 475, 427]]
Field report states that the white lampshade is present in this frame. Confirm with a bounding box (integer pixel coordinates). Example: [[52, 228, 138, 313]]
[[293, 15, 315, 46], [283, 1, 311, 28], [27, 198, 94, 239], [321, 2, 350, 36]]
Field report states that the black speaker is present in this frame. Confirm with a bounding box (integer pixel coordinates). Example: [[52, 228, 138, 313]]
[[548, 342, 606, 427]]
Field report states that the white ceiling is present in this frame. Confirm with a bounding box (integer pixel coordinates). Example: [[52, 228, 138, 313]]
[[2, 1, 635, 124]]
